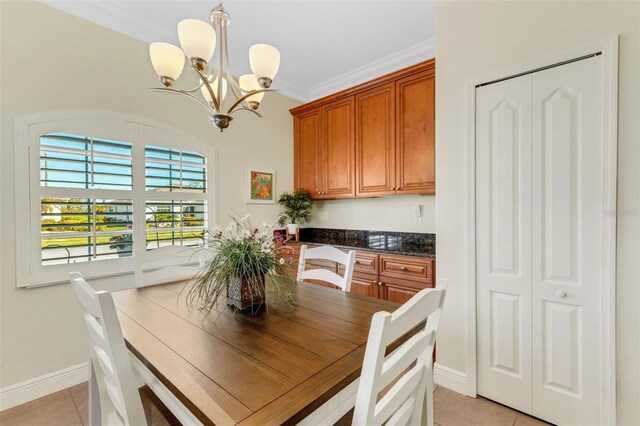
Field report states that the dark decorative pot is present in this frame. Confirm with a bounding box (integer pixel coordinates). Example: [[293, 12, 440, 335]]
[[226, 275, 265, 312]]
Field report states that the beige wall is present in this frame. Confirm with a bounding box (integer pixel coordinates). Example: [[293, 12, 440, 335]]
[[310, 195, 436, 233], [435, 1, 639, 423], [0, 1, 299, 387]]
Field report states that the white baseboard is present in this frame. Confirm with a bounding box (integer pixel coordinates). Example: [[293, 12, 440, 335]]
[[434, 363, 467, 395], [0, 362, 89, 411]]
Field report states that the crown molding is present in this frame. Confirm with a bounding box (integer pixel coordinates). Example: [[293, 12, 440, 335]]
[[270, 75, 310, 103], [39, 0, 175, 44], [308, 38, 436, 101]]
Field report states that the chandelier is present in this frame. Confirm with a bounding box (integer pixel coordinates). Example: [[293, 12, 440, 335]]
[[148, 4, 280, 132]]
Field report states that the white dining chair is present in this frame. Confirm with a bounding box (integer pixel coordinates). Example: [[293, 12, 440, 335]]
[[297, 245, 356, 291], [69, 272, 147, 426], [134, 244, 213, 288], [352, 280, 447, 426]]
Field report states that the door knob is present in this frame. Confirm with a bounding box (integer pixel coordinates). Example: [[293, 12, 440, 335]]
[[556, 290, 567, 298]]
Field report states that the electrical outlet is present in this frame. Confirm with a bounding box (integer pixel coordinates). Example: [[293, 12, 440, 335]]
[[321, 211, 329, 222], [413, 217, 422, 224]]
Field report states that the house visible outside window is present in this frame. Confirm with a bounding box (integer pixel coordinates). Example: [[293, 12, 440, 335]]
[[15, 114, 216, 287]]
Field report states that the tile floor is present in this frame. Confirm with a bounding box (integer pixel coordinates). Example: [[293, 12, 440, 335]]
[[0, 383, 550, 426], [0, 383, 179, 426]]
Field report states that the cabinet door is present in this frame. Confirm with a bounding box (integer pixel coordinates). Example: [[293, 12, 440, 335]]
[[350, 273, 379, 298], [322, 97, 355, 198], [294, 107, 323, 199], [395, 69, 436, 194], [382, 281, 419, 304], [355, 83, 396, 197]]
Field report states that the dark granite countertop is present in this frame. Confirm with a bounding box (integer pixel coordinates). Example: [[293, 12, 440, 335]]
[[277, 228, 435, 259]]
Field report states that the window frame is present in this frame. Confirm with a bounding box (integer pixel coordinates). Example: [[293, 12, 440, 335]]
[[15, 112, 217, 287]]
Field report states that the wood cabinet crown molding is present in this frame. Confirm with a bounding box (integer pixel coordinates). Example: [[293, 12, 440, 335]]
[[290, 59, 435, 116]]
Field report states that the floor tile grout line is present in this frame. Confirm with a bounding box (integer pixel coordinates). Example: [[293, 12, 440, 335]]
[[68, 388, 86, 426]]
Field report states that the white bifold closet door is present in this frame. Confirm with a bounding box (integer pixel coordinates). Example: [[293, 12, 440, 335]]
[[476, 55, 604, 425]]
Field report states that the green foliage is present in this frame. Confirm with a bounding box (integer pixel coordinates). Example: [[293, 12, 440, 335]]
[[109, 234, 133, 250], [277, 188, 313, 226], [185, 215, 296, 316]]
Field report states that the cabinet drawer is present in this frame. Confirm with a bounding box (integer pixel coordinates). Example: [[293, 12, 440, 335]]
[[354, 252, 379, 274], [380, 255, 433, 284]]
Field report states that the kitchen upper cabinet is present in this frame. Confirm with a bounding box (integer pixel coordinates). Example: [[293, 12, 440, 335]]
[[395, 69, 436, 194], [355, 83, 396, 197], [291, 59, 435, 200], [322, 97, 355, 198], [294, 107, 322, 196]]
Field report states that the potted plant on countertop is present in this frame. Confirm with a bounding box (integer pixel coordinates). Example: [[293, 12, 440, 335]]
[[277, 188, 313, 239], [185, 214, 296, 315]]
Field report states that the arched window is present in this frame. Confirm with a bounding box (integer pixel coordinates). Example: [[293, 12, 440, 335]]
[[14, 112, 216, 287]]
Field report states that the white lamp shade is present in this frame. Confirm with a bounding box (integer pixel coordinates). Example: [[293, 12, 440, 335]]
[[178, 19, 216, 62], [249, 44, 280, 80], [201, 76, 227, 103], [149, 42, 185, 80], [239, 74, 265, 103]]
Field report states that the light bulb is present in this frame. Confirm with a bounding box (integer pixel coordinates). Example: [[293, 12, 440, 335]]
[[149, 42, 185, 86], [249, 44, 280, 88], [239, 74, 265, 109], [201, 76, 227, 103], [178, 19, 216, 68]]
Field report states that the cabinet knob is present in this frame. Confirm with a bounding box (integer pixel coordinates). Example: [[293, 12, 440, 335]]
[[556, 290, 567, 298], [378, 281, 383, 286], [400, 266, 406, 271]]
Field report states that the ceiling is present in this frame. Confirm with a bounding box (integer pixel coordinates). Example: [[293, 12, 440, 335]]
[[39, 1, 435, 102]]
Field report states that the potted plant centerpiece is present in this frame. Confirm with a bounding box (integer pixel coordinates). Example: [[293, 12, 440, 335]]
[[186, 214, 296, 314], [277, 189, 313, 238]]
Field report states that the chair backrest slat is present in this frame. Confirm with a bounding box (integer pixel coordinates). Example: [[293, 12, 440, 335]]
[[70, 272, 147, 426], [134, 245, 213, 288], [353, 280, 448, 426], [373, 365, 423, 425], [297, 245, 356, 291], [379, 328, 435, 391]]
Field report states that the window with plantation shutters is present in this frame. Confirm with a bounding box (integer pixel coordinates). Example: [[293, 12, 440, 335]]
[[15, 114, 215, 287], [39, 133, 134, 265], [144, 146, 208, 248]]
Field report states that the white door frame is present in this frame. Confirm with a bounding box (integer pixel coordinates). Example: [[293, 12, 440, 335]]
[[464, 37, 618, 424]]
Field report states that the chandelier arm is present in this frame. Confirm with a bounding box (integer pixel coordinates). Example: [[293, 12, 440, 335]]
[[172, 71, 212, 93], [192, 68, 220, 112], [230, 107, 264, 118], [150, 87, 215, 114], [226, 89, 275, 115]]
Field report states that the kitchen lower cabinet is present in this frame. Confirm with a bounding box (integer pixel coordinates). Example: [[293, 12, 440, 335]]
[[284, 242, 434, 302], [350, 272, 380, 298]]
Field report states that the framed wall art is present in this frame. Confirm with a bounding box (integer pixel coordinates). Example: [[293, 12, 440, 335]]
[[244, 168, 276, 204]]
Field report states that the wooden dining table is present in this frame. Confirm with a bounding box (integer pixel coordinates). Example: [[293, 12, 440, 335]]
[[112, 280, 401, 426]]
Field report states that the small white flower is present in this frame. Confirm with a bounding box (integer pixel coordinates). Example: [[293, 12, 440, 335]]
[[279, 258, 286, 265]]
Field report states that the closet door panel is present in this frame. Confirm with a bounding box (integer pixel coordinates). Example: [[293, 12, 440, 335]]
[[531, 55, 604, 426], [476, 74, 533, 414]]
